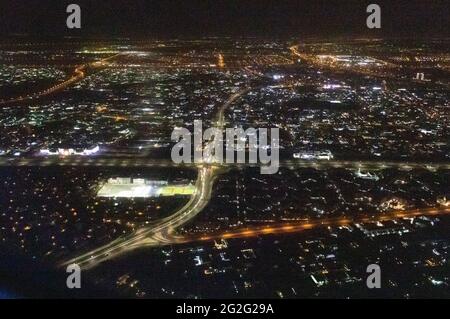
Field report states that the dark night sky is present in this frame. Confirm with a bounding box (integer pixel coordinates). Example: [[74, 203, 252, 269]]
[[0, 0, 448, 38]]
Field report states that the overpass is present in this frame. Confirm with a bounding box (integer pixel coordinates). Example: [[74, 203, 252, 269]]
[[58, 68, 450, 269]]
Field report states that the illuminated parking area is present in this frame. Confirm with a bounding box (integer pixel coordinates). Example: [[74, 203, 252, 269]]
[[97, 177, 195, 198]]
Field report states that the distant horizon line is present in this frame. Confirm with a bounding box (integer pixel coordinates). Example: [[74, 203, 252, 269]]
[[1, 34, 449, 41]]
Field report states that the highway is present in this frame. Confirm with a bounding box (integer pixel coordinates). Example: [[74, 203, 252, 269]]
[[3, 47, 448, 271], [64, 203, 450, 270], [1, 156, 449, 171], [61, 84, 245, 269], [0, 53, 122, 106], [182, 207, 450, 244], [60, 78, 450, 270], [63, 165, 216, 269]]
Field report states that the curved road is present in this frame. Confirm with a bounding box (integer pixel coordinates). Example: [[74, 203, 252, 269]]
[[0, 53, 122, 106], [63, 165, 215, 269], [61, 75, 450, 270], [182, 206, 450, 243], [62, 87, 250, 269]]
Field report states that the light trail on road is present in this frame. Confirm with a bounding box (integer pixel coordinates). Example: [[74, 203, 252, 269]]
[[1, 156, 449, 171], [0, 53, 122, 106], [61, 86, 251, 269], [59, 75, 450, 270], [62, 165, 214, 269], [180, 207, 450, 244]]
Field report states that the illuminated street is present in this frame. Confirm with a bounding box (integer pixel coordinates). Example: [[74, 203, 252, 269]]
[[0, 2, 449, 298]]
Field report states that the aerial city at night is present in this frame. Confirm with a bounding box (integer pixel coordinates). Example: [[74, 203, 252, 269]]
[[0, 1, 449, 301]]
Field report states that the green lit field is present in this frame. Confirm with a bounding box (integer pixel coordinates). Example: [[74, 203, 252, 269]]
[[159, 185, 196, 196]]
